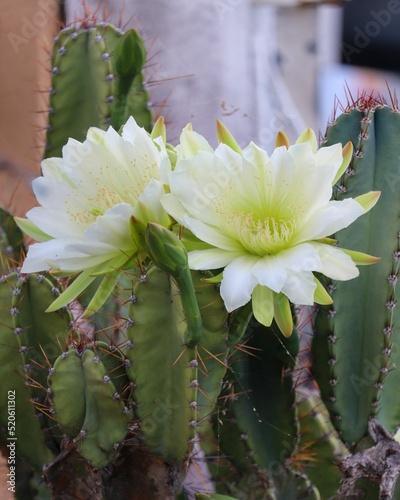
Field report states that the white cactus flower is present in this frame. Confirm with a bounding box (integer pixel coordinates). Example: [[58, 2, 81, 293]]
[[16, 117, 171, 313], [162, 124, 380, 336]]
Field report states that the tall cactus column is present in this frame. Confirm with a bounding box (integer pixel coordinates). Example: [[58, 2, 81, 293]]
[[312, 97, 400, 497], [46, 22, 151, 158]]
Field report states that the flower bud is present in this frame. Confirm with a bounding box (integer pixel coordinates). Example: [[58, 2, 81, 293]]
[[145, 223, 188, 275]]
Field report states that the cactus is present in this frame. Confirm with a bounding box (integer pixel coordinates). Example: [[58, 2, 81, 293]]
[[0, 208, 24, 272], [46, 22, 151, 158], [294, 393, 347, 498], [124, 265, 198, 464], [3, 4, 400, 495], [204, 319, 323, 499], [312, 100, 400, 447], [0, 270, 72, 472]]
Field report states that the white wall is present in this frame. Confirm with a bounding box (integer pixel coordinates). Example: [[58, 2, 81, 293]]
[[65, 0, 257, 147]]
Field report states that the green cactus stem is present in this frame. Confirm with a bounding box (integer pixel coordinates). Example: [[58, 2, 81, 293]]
[[0, 208, 24, 272], [191, 270, 228, 423], [46, 22, 151, 158], [0, 273, 54, 470], [125, 266, 198, 463], [295, 393, 347, 498], [229, 320, 299, 471], [312, 99, 400, 448], [48, 343, 130, 468], [48, 347, 86, 438]]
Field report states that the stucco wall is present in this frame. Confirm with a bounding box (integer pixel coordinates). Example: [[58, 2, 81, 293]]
[[0, 0, 58, 216]]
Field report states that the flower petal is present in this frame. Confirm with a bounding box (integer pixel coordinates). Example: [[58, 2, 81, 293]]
[[332, 142, 353, 185], [46, 269, 97, 312], [220, 255, 259, 311], [311, 242, 359, 280], [83, 270, 122, 317], [354, 191, 381, 212], [188, 248, 242, 270], [340, 248, 380, 265], [183, 215, 243, 252], [133, 180, 171, 229], [252, 255, 288, 293], [293, 198, 366, 244], [295, 128, 317, 152], [280, 270, 317, 305], [275, 131, 290, 149], [84, 203, 134, 249], [216, 120, 242, 153], [179, 129, 214, 157]]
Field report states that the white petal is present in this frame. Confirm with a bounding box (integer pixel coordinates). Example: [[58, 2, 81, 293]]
[[280, 270, 317, 305], [311, 242, 359, 280], [183, 215, 243, 252], [314, 143, 343, 182], [288, 143, 314, 173], [188, 249, 242, 270], [270, 144, 297, 195], [170, 153, 231, 223], [215, 143, 244, 175], [121, 116, 148, 143], [21, 239, 111, 273], [276, 243, 322, 272], [86, 126, 107, 145], [31, 177, 70, 209], [220, 255, 259, 311], [133, 179, 170, 227], [41, 158, 74, 185], [179, 129, 214, 157], [242, 141, 270, 168], [252, 244, 322, 296], [293, 198, 365, 244], [273, 143, 333, 217], [153, 137, 172, 184], [84, 203, 134, 250], [26, 207, 84, 238], [161, 194, 187, 225], [252, 255, 288, 293]]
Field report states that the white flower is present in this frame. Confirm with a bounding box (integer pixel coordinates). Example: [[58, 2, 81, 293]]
[[16, 117, 171, 312], [162, 125, 380, 336]]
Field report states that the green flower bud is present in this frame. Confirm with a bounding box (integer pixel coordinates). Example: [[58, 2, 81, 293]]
[[145, 223, 188, 275]]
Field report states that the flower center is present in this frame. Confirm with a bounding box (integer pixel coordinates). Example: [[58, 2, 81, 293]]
[[232, 211, 298, 255]]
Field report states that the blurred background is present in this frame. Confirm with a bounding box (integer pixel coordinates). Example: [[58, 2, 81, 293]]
[[1, 0, 400, 496]]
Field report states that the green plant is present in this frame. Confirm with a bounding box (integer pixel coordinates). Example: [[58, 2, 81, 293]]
[[46, 21, 151, 158]]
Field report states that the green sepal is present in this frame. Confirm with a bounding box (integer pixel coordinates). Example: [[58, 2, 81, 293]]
[[46, 269, 97, 312], [82, 269, 122, 318]]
